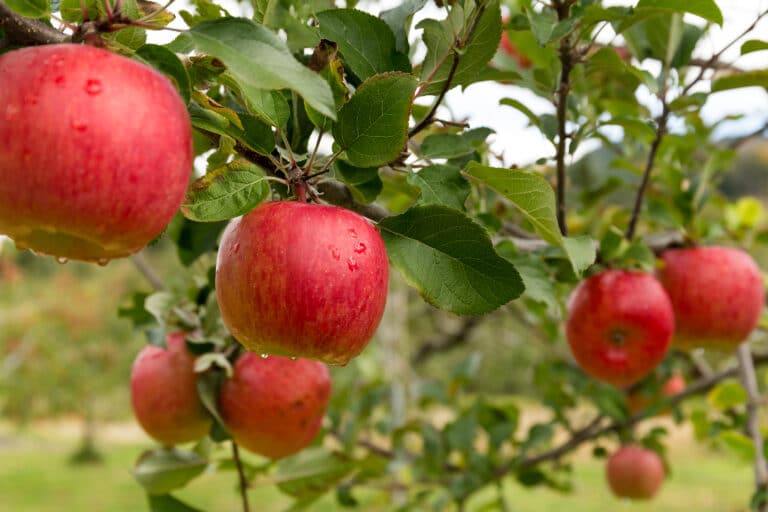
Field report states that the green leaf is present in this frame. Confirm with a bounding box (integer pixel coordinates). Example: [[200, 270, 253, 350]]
[[419, 0, 502, 96], [333, 72, 417, 167], [148, 494, 203, 512], [419, 134, 475, 160], [562, 236, 596, 276], [408, 164, 470, 210], [707, 381, 748, 410], [333, 161, 382, 204], [496, 242, 557, 310], [134, 448, 207, 495], [463, 162, 562, 246], [4, 0, 48, 18], [187, 18, 335, 119], [380, 0, 428, 54], [181, 160, 270, 222], [500, 98, 539, 127], [317, 9, 408, 82], [379, 205, 524, 315], [135, 45, 192, 104], [525, 7, 557, 46], [274, 448, 355, 498], [636, 0, 723, 25], [166, 216, 228, 266], [741, 40, 768, 55], [599, 116, 655, 142], [712, 71, 768, 93], [718, 431, 755, 462]]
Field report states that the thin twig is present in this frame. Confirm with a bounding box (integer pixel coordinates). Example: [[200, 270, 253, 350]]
[[736, 343, 768, 510], [553, 0, 576, 236], [232, 441, 251, 512], [411, 316, 482, 365], [0, 0, 69, 45], [409, 52, 459, 138], [130, 252, 164, 291]]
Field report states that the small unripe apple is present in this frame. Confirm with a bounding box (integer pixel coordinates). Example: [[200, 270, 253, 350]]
[[0, 44, 192, 263], [606, 445, 665, 500], [626, 372, 685, 415], [218, 353, 331, 459], [216, 201, 389, 365], [566, 270, 674, 387], [659, 246, 765, 350], [130, 333, 212, 446]]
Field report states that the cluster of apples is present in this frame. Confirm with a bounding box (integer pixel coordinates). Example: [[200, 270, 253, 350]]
[[0, 43, 391, 458], [566, 246, 765, 499]]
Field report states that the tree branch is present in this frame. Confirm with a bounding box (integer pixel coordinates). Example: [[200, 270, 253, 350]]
[[0, 0, 69, 46], [736, 344, 768, 510], [231, 441, 251, 512], [411, 316, 482, 365], [130, 251, 164, 291]]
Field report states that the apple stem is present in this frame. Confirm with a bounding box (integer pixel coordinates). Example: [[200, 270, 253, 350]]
[[735, 343, 768, 509], [231, 441, 251, 512]]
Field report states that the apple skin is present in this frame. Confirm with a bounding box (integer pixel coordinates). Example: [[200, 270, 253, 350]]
[[606, 445, 665, 500], [659, 247, 765, 350], [0, 44, 192, 262], [566, 270, 674, 387], [500, 29, 532, 70], [130, 333, 212, 446], [626, 372, 685, 415], [218, 353, 331, 459], [216, 201, 389, 365]]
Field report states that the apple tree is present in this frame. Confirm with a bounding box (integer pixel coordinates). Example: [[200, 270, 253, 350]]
[[1, 0, 768, 510]]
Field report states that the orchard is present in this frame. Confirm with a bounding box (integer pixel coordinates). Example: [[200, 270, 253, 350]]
[[0, 0, 767, 511]]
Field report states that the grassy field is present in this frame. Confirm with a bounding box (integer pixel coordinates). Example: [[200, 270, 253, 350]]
[[0, 421, 755, 512]]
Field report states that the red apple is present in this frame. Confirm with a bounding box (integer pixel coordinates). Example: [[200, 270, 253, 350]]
[[218, 353, 331, 459], [499, 20, 532, 70], [626, 372, 685, 415], [606, 445, 665, 500], [566, 270, 674, 387], [0, 44, 192, 263], [216, 201, 389, 365], [659, 246, 765, 350], [130, 333, 212, 446]]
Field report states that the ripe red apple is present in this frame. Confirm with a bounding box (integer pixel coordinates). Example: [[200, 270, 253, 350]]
[[0, 44, 192, 263], [216, 201, 389, 365], [606, 445, 665, 500], [218, 353, 331, 459], [500, 30, 533, 70], [130, 333, 212, 446], [626, 372, 685, 415], [566, 270, 674, 387], [659, 246, 765, 350]]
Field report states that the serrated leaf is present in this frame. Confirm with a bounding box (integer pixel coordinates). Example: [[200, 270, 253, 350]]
[[496, 242, 557, 309], [419, 134, 475, 160], [463, 162, 562, 246], [317, 9, 408, 82], [408, 164, 470, 210], [274, 448, 354, 498], [379, 205, 524, 315], [500, 98, 538, 127], [636, 0, 722, 25], [418, 0, 502, 96], [188, 18, 335, 119], [148, 494, 203, 512], [135, 44, 191, 104], [562, 236, 596, 276], [134, 448, 207, 495], [381, 0, 428, 54], [182, 160, 270, 222], [741, 40, 768, 55], [707, 381, 748, 410], [712, 71, 768, 93], [332, 72, 417, 167], [4, 0, 48, 18]]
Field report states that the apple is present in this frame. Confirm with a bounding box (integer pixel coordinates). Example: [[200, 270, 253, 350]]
[[130, 332, 212, 446], [218, 353, 331, 459], [566, 270, 674, 387], [216, 201, 389, 365], [499, 17, 532, 70], [606, 445, 665, 500], [659, 246, 765, 350], [626, 372, 685, 415], [0, 44, 192, 263]]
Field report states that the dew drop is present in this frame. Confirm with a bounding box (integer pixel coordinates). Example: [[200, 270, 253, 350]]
[[347, 228, 358, 238], [56, 256, 68, 265], [347, 257, 359, 271], [232, 242, 241, 254], [71, 119, 87, 132], [54, 75, 65, 86], [353, 242, 366, 254], [96, 258, 110, 267], [84, 79, 102, 96], [290, 356, 297, 361], [260, 353, 269, 359], [328, 245, 340, 261]]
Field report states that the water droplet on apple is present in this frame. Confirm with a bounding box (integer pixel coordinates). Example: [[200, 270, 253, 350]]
[[354, 242, 366, 254], [232, 242, 241, 254], [71, 120, 87, 132], [54, 75, 65, 86], [97, 258, 110, 267], [84, 79, 102, 96], [260, 353, 269, 359], [347, 228, 358, 238], [56, 256, 68, 265], [347, 257, 359, 271], [328, 245, 340, 261], [290, 356, 297, 361]]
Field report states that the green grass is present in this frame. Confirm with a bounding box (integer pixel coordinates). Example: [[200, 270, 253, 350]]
[[0, 426, 755, 512]]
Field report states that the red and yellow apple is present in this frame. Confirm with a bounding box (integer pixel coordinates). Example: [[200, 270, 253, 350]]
[[626, 372, 685, 415], [606, 445, 665, 500], [130, 333, 212, 446], [566, 270, 674, 387], [659, 246, 765, 350], [216, 201, 389, 365], [218, 353, 331, 459], [0, 44, 192, 262]]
